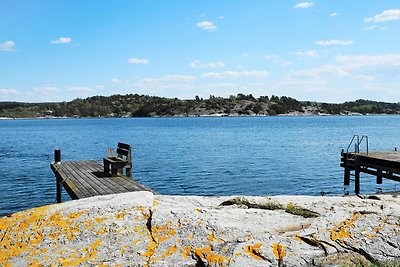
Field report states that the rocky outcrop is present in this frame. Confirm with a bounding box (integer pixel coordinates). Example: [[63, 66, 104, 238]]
[[1, 192, 399, 266]]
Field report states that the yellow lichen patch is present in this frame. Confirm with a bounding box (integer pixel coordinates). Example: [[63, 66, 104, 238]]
[[234, 252, 242, 257], [153, 200, 160, 206], [187, 235, 193, 240], [374, 226, 383, 233], [181, 246, 191, 259], [90, 240, 103, 250], [68, 210, 86, 220], [194, 208, 202, 213], [272, 243, 286, 261], [0, 206, 49, 265], [159, 245, 178, 259], [194, 246, 229, 266], [142, 220, 177, 263], [132, 239, 141, 245], [208, 231, 224, 243], [293, 234, 302, 241], [114, 210, 128, 219], [330, 213, 362, 241], [286, 202, 295, 209], [120, 245, 128, 256], [94, 217, 108, 223], [244, 243, 264, 261]]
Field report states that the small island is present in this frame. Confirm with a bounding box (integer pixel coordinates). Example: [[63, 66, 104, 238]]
[[2, 93, 400, 119]]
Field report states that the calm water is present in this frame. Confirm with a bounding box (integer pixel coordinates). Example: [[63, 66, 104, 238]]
[[1, 116, 400, 216]]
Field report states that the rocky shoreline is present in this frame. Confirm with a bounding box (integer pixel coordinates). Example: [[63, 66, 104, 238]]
[[1, 192, 400, 266]]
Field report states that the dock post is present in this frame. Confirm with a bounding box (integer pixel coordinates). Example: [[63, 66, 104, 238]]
[[354, 157, 360, 195], [377, 170, 383, 184], [344, 168, 350, 186], [55, 149, 62, 203]]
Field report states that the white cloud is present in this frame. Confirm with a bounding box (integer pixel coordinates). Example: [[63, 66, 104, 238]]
[[330, 13, 338, 17], [161, 74, 196, 82], [288, 65, 349, 79], [219, 16, 225, 20], [294, 50, 319, 58], [189, 60, 225, 68], [365, 9, 400, 23], [50, 37, 71, 44], [363, 25, 377, 31], [65, 86, 94, 93], [111, 78, 130, 84], [96, 85, 105, 90], [128, 58, 149, 64], [264, 54, 292, 66], [32, 86, 60, 95], [0, 41, 15, 51], [335, 54, 400, 69], [201, 70, 270, 79], [197, 21, 217, 31], [0, 89, 18, 95], [315, 40, 353, 46], [286, 53, 400, 81], [294, 2, 314, 8], [363, 25, 388, 31]]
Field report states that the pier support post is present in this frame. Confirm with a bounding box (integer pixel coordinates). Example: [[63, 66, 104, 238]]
[[354, 157, 360, 195], [354, 170, 360, 195], [377, 170, 383, 184], [55, 149, 62, 203], [344, 168, 350, 186]]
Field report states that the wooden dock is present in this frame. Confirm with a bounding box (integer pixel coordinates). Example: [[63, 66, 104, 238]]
[[51, 149, 153, 202], [341, 151, 400, 194]]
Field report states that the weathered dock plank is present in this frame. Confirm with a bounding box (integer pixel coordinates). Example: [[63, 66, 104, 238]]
[[51, 159, 153, 202]]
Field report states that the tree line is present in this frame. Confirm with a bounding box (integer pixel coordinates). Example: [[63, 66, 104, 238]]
[[1, 93, 400, 118]]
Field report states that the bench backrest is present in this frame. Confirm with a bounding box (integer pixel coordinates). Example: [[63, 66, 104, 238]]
[[117, 142, 132, 162]]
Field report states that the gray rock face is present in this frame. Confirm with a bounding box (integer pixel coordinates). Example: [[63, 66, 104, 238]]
[[1, 192, 399, 266]]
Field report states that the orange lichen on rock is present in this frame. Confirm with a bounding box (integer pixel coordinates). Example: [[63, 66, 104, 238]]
[[293, 234, 302, 241], [330, 213, 362, 241], [244, 243, 265, 261], [160, 245, 178, 259], [114, 210, 128, 219], [142, 218, 177, 263], [181, 246, 191, 259], [208, 231, 224, 243], [0, 206, 49, 265], [194, 246, 229, 266], [272, 243, 286, 261]]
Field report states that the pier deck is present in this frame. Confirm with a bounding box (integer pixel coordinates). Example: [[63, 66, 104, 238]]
[[341, 151, 400, 194], [51, 160, 153, 202]]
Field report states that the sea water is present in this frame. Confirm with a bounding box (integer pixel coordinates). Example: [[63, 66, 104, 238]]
[[1, 115, 400, 216]]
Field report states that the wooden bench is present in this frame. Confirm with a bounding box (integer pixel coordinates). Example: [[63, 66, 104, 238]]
[[103, 143, 132, 177]]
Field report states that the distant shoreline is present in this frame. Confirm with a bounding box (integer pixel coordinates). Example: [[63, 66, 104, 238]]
[[0, 112, 396, 121]]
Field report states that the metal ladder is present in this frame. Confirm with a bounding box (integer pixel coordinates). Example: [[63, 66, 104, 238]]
[[346, 134, 368, 155], [343, 135, 369, 194]]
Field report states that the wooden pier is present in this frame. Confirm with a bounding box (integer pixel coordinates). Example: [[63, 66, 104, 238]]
[[341, 151, 400, 194], [51, 147, 153, 203]]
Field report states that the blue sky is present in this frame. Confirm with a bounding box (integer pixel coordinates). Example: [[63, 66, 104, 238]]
[[1, 0, 399, 103]]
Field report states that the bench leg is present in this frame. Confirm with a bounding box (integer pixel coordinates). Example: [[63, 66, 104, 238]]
[[103, 159, 110, 175], [111, 167, 118, 177], [126, 167, 132, 178]]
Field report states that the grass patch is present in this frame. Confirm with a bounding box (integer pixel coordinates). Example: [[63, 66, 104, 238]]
[[220, 198, 319, 218], [343, 259, 400, 267], [284, 202, 319, 218], [220, 197, 282, 210]]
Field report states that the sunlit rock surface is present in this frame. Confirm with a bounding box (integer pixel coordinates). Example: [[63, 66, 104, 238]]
[[1, 191, 399, 266]]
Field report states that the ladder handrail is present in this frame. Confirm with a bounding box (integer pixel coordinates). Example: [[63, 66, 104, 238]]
[[346, 134, 369, 155], [359, 135, 369, 155], [347, 135, 359, 153]]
